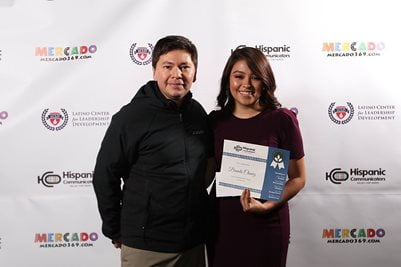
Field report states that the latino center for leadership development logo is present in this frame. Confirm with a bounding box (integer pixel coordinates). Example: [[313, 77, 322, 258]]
[[328, 102, 396, 124], [130, 43, 153, 65], [41, 109, 111, 131], [328, 102, 354, 124], [41, 108, 69, 131]]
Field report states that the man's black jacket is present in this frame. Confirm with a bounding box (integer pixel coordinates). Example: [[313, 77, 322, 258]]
[[93, 81, 212, 252]]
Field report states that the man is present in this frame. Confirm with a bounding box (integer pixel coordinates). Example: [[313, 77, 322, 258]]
[[93, 35, 213, 267]]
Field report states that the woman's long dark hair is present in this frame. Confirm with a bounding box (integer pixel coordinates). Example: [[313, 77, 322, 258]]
[[217, 47, 281, 112]]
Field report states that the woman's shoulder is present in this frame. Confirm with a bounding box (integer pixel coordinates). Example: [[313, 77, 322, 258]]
[[269, 107, 298, 120], [208, 109, 228, 120]]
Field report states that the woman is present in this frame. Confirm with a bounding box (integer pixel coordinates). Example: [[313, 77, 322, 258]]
[[207, 47, 306, 267]]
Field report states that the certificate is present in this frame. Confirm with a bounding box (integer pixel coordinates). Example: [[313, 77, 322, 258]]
[[216, 139, 290, 201]]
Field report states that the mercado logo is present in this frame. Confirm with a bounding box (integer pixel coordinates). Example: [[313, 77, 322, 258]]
[[130, 43, 153, 65], [322, 41, 385, 57], [0, 111, 8, 125], [37, 170, 93, 188], [34, 232, 98, 248], [289, 107, 298, 115], [322, 228, 385, 244], [35, 45, 97, 62], [326, 167, 386, 185], [231, 44, 291, 60]]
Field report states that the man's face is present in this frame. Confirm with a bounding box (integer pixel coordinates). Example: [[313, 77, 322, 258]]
[[153, 49, 196, 103]]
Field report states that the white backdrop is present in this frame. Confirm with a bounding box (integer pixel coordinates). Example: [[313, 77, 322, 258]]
[[1, 0, 400, 266]]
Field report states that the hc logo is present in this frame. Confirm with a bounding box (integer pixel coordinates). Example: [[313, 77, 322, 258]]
[[38, 171, 61, 187], [326, 168, 349, 184]]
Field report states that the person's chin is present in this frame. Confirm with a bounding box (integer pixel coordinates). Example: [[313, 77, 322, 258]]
[[170, 88, 188, 96]]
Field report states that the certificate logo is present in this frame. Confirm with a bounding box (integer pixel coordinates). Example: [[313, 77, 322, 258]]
[[234, 145, 242, 152], [41, 108, 69, 131], [232, 144, 255, 154], [130, 43, 153, 65], [270, 152, 285, 169], [328, 102, 354, 124]]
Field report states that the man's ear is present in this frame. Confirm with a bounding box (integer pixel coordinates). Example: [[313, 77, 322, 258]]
[[152, 68, 156, 80], [193, 71, 197, 83]]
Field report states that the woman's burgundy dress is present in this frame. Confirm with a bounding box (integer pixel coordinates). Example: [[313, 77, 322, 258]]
[[207, 108, 304, 267]]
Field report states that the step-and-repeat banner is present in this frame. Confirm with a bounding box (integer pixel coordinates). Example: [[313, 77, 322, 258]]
[[1, 0, 400, 266]]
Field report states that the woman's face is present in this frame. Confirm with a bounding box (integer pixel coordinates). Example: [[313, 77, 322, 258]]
[[229, 59, 263, 111]]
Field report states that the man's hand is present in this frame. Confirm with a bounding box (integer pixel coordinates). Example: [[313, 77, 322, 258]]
[[112, 240, 122, 248]]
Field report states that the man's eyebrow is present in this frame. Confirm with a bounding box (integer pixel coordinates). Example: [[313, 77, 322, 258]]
[[232, 70, 245, 74]]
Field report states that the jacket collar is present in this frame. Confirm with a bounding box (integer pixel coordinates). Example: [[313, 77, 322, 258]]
[[141, 81, 193, 111]]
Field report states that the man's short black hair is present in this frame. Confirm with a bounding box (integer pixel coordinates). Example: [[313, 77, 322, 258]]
[[152, 35, 198, 71]]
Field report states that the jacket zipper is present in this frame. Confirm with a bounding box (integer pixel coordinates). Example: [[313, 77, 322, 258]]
[[180, 111, 192, 246]]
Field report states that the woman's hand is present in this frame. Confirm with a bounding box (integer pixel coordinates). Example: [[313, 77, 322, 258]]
[[240, 189, 275, 214]]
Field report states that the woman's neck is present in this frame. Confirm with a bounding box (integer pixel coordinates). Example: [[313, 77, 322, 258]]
[[233, 104, 263, 119]]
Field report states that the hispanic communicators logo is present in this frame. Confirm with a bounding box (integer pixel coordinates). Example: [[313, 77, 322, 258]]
[[326, 167, 386, 185], [38, 171, 62, 187], [270, 152, 285, 169], [232, 44, 291, 61], [326, 168, 349, 184], [41, 109, 69, 131], [328, 102, 354, 124], [130, 43, 153, 65], [38, 170, 93, 188], [234, 145, 242, 152]]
